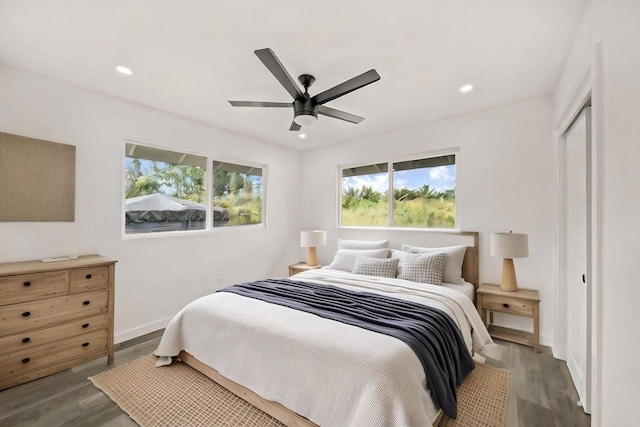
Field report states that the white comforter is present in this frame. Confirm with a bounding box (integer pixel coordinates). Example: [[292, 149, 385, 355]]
[[154, 269, 493, 427]]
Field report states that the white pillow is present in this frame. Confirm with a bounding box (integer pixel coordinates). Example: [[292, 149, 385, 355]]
[[352, 256, 399, 278], [390, 249, 410, 276], [401, 244, 467, 284], [326, 248, 389, 272], [337, 239, 390, 250], [397, 252, 447, 285]]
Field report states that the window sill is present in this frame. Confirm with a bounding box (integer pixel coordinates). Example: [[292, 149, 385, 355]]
[[336, 226, 461, 233], [122, 223, 266, 240]]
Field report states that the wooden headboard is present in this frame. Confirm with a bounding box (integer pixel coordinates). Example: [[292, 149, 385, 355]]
[[460, 231, 479, 289]]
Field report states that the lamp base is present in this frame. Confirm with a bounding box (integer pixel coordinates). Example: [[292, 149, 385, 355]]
[[500, 258, 518, 291], [307, 247, 318, 266]]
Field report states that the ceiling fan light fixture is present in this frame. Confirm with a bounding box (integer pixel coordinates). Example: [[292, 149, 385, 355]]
[[293, 111, 318, 127]]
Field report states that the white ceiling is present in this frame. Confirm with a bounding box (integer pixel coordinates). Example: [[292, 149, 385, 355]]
[[0, 0, 588, 151]]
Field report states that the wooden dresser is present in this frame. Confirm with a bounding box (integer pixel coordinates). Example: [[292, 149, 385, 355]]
[[0, 255, 116, 390]]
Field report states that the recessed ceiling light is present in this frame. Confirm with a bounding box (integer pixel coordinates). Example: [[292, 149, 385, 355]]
[[115, 65, 133, 75], [298, 133, 307, 139], [459, 84, 473, 93]]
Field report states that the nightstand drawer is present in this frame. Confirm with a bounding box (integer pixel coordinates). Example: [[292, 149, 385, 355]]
[[482, 295, 534, 317]]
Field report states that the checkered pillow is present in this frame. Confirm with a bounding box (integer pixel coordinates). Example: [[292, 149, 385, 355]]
[[352, 256, 399, 278], [398, 252, 446, 285]]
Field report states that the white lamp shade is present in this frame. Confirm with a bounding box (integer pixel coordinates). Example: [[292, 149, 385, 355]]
[[300, 230, 327, 248], [490, 232, 529, 258]]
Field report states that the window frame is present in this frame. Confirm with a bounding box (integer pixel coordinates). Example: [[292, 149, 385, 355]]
[[122, 138, 267, 240], [337, 148, 460, 231]]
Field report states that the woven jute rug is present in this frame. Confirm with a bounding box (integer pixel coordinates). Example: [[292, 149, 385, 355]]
[[89, 355, 509, 427]]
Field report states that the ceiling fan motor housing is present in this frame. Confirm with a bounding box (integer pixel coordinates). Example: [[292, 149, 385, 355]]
[[294, 98, 319, 122]]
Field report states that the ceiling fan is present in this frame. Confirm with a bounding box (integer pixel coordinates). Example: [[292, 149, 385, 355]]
[[228, 48, 381, 131]]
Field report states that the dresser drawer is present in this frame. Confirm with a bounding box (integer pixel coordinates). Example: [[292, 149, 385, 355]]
[[0, 271, 69, 306], [0, 329, 108, 379], [0, 290, 108, 337], [482, 295, 534, 317], [0, 315, 108, 356], [70, 267, 109, 293]]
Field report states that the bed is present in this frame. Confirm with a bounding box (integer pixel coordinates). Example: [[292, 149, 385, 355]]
[[154, 231, 492, 426]]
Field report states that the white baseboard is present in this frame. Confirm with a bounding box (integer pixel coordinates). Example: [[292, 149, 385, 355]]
[[114, 316, 173, 344]]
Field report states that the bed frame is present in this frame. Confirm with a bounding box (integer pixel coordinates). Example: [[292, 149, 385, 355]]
[[459, 231, 480, 289], [179, 350, 444, 427], [178, 231, 479, 427]]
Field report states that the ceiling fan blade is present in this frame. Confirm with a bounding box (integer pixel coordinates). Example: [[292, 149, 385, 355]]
[[318, 105, 364, 124], [289, 121, 301, 131], [228, 101, 291, 108], [311, 69, 380, 105], [254, 48, 304, 100]]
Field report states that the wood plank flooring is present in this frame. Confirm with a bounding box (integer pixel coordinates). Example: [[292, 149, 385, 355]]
[[487, 339, 591, 427], [0, 333, 590, 427]]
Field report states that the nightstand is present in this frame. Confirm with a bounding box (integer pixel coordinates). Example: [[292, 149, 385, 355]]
[[476, 283, 540, 352], [288, 262, 322, 276]]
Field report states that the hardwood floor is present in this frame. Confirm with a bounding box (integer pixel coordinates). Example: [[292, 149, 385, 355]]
[[488, 339, 591, 427], [0, 333, 590, 427]]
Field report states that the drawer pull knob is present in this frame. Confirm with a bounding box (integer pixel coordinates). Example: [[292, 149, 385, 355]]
[[82, 323, 89, 328], [22, 311, 31, 317], [83, 301, 90, 305], [82, 342, 90, 347], [502, 303, 510, 308], [86, 274, 92, 279], [22, 337, 31, 343], [23, 281, 31, 287], [22, 358, 30, 363]]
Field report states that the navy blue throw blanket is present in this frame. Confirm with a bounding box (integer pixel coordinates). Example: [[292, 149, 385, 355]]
[[219, 278, 474, 419]]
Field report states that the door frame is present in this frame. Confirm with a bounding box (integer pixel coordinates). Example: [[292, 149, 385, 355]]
[[553, 43, 603, 423]]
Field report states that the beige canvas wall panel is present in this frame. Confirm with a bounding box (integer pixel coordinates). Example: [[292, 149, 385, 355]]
[[0, 132, 75, 221]]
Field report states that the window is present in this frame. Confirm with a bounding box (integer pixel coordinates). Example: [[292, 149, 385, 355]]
[[212, 160, 263, 227], [340, 153, 456, 229], [124, 143, 207, 234], [341, 162, 389, 226]]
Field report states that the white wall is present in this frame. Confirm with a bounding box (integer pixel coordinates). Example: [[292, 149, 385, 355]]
[[301, 96, 556, 345], [553, 0, 640, 424], [0, 65, 303, 342]]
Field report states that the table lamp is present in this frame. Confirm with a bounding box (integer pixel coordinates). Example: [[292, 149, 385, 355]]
[[490, 231, 529, 291], [300, 230, 327, 266]]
